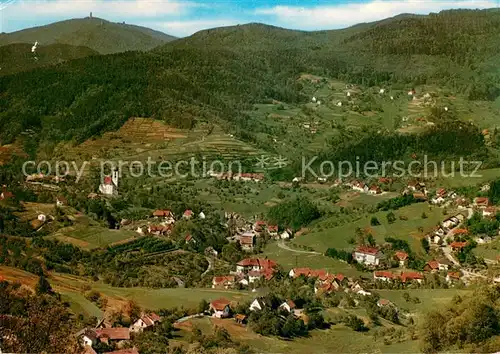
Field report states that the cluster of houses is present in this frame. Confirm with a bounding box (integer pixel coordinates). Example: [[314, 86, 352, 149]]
[[345, 180, 384, 195], [212, 257, 279, 289], [208, 296, 300, 322], [78, 313, 161, 354], [227, 220, 292, 252], [136, 209, 205, 237], [426, 213, 466, 245], [373, 270, 424, 284], [208, 171, 265, 182]]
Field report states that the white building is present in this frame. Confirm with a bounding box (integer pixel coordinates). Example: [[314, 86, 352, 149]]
[[99, 169, 119, 196], [353, 246, 384, 266]]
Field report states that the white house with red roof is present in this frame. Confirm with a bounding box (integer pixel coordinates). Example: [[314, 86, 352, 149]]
[[209, 298, 231, 318], [353, 246, 384, 266], [267, 225, 278, 237], [99, 169, 119, 196], [373, 271, 395, 282], [236, 258, 277, 274], [212, 275, 235, 289], [183, 210, 193, 219], [394, 251, 409, 267]]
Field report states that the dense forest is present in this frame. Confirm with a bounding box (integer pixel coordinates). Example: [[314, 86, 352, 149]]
[[1, 9, 499, 151]]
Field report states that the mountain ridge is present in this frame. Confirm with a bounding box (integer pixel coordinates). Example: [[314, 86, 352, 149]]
[[0, 17, 177, 54]]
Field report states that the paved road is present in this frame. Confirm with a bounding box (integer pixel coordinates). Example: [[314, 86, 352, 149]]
[[277, 240, 321, 255]]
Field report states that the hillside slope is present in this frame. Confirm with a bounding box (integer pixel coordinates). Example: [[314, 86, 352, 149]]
[[0, 43, 98, 76], [0, 9, 499, 151], [0, 17, 176, 54]]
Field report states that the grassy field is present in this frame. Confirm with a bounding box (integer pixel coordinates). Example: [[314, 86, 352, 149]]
[[473, 238, 500, 260], [0, 266, 252, 315], [261, 242, 367, 278], [375, 288, 470, 314], [175, 314, 420, 354], [294, 202, 448, 254]]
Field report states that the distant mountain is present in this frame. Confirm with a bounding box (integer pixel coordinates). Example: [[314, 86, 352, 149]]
[[0, 9, 499, 148], [0, 17, 176, 54], [0, 43, 98, 76]]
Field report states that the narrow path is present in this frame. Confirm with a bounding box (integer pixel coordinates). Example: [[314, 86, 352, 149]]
[[201, 256, 213, 277], [175, 313, 205, 324], [277, 240, 321, 255]]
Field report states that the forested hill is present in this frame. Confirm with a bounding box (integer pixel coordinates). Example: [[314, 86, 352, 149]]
[[0, 9, 499, 148], [0, 43, 98, 76], [0, 17, 176, 54]]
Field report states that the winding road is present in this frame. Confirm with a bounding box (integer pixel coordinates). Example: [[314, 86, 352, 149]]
[[201, 256, 213, 277]]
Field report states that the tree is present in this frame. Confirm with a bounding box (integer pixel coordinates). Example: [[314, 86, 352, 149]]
[[370, 217, 380, 226], [489, 179, 500, 205], [35, 275, 52, 295], [367, 234, 376, 247], [421, 238, 430, 253], [386, 212, 396, 224], [198, 299, 209, 314]]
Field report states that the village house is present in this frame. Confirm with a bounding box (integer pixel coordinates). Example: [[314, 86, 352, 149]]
[[353, 246, 385, 266], [98, 171, 119, 197], [424, 259, 450, 272], [450, 241, 468, 252], [234, 314, 247, 325], [369, 185, 382, 195], [238, 232, 256, 251], [183, 210, 193, 219], [249, 298, 267, 312], [147, 225, 171, 236], [78, 329, 98, 347], [280, 229, 292, 239], [446, 272, 462, 283], [407, 181, 425, 192], [267, 225, 278, 237], [412, 192, 427, 201], [253, 220, 267, 233], [0, 188, 13, 201], [400, 272, 424, 284], [483, 207, 497, 218], [199, 211, 206, 219], [210, 298, 231, 318], [373, 271, 396, 282], [279, 300, 298, 315], [442, 216, 460, 231], [94, 328, 130, 345], [152, 209, 175, 224], [236, 258, 278, 275], [377, 299, 396, 309], [212, 276, 235, 289], [431, 196, 446, 205], [185, 234, 196, 244], [474, 197, 490, 208], [352, 181, 369, 193], [130, 313, 161, 333], [56, 196, 67, 207], [394, 251, 409, 267]]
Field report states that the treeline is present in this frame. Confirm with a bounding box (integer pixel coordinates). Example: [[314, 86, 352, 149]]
[[267, 197, 321, 230], [377, 194, 421, 211], [420, 285, 500, 353], [1, 236, 207, 288]]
